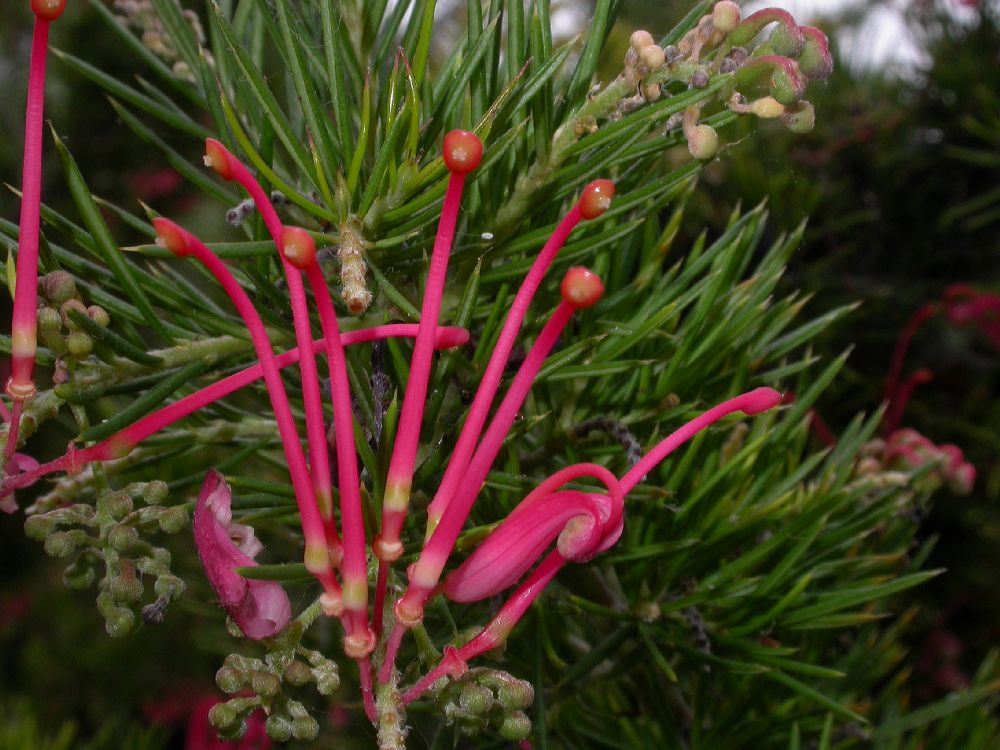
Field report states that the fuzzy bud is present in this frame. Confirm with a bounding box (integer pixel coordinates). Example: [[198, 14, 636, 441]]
[[250, 670, 281, 697], [497, 678, 534, 710], [44, 531, 76, 558], [143, 480, 170, 504], [208, 702, 240, 731], [87, 305, 110, 328], [104, 606, 136, 638], [781, 101, 816, 133], [459, 683, 494, 715], [107, 523, 139, 551], [24, 513, 57, 541], [41, 271, 76, 304], [630, 30, 654, 51], [157, 507, 188, 534], [690, 69, 710, 89], [37, 306, 64, 352], [291, 715, 319, 742], [65, 331, 93, 359], [60, 299, 88, 330], [687, 124, 719, 160], [642, 82, 662, 102], [101, 491, 134, 520], [499, 712, 532, 741], [266, 715, 293, 743], [712, 2, 741, 33], [216, 667, 244, 694], [63, 560, 96, 590], [109, 570, 144, 603], [283, 660, 312, 688], [639, 44, 666, 70], [312, 662, 340, 695]]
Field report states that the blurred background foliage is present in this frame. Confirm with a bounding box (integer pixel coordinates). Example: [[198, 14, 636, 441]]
[[1, 0, 998, 747]]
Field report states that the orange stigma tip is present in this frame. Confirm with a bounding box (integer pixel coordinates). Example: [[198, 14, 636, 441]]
[[561, 267, 604, 309], [31, 0, 66, 21], [152, 218, 190, 257], [579, 179, 615, 219], [281, 227, 316, 269], [203, 138, 235, 180], [442, 130, 483, 174]]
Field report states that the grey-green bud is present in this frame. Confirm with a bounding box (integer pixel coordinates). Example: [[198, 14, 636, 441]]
[[291, 715, 319, 742], [44, 531, 76, 558], [498, 711, 532, 741], [498, 679, 534, 711], [459, 683, 494, 715], [104, 605, 136, 637], [107, 524, 139, 551], [266, 714, 293, 743], [143, 480, 169, 504], [283, 660, 312, 688], [24, 513, 57, 541], [157, 507, 188, 534], [101, 492, 133, 521], [87, 305, 110, 328], [250, 670, 281, 698], [41, 271, 77, 304], [59, 299, 88, 330], [216, 667, 244, 694]]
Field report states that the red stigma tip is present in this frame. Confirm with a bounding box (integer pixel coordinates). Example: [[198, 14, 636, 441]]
[[203, 138, 236, 181], [31, 0, 65, 20], [442, 130, 483, 174], [281, 227, 316, 269], [561, 267, 604, 309], [579, 179, 615, 220], [152, 218, 191, 257]]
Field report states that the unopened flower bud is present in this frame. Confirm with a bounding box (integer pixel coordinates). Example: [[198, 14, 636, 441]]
[[109, 570, 144, 603], [498, 711, 532, 741], [712, 2, 742, 34], [770, 23, 806, 57], [630, 30, 654, 51], [781, 100, 816, 133], [291, 715, 319, 742], [208, 701, 240, 731], [561, 267, 604, 309], [63, 559, 96, 590], [87, 305, 110, 328], [66, 331, 93, 359], [497, 679, 534, 710], [154, 574, 184, 599], [312, 663, 340, 695], [266, 715, 293, 743], [579, 179, 615, 219], [101, 491, 133, 520], [44, 531, 76, 558], [143, 480, 169, 504], [37, 306, 64, 352], [639, 44, 666, 70], [283, 660, 312, 688], [24, 514, 57, 541], [216, 667, 244, 693], [687, 124, 719, 160], [60, 299, 88, 330], [459, 683, 494, 715], [41, 271, 76, 304], [664, 45, 681, 64], [157, 507, 188, 534], [642, 82, 662, 102], [798, 26, 834, 80], [249, 671, 281, 697], [729, 47, 749, 66], [104, 605, 136, 637], [107, 523, 139, 551], [690, 69, 710, 88]]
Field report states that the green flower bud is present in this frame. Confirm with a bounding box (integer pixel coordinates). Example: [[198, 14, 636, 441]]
[[143, 480, 169, 504], [250, 670, 281, 697], [154, 574, 185, 599], [283, 660, 312, 688], [459, 683, 494, 715], [100, 491, 133, 521], [24, 513, 57, 541], [41, 271, 77, 304], [104, 605, 136, 637], [59, 299, 88, 330], [107, 523, 139, 551], [44, 531, 76, 558], [498, 711, 532, 742], [290, 715, 319, 742], [66, 331, 93, 359], [208, 701, 241, 731], [87, 305, 110, 328], [769, 65, 806, 106], [266, 714, 293, 743], [37, 306, 66, 353], [216, 667, 244, 694], [157, 507, 188, 534], [312, 663, 340, 696], [712, 1, 741, 34], [687, 125, 719, 160], [781, 100, 816, 134], [497, 679, 534, 711]]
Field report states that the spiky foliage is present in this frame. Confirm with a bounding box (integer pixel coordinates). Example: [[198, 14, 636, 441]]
[[1, 1, 998, 748]]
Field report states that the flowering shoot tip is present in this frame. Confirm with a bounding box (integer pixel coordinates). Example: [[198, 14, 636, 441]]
[[442, 129, 483, 174], [579, 179, 615, 219], [561, 267, 604, 309]]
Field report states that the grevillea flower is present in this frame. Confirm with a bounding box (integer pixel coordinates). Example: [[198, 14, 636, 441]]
[[193, 470, 291, 640]]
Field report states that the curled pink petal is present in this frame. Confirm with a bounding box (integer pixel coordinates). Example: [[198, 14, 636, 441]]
[[193, 470, 291, 639], [1, 453, 41, 514]]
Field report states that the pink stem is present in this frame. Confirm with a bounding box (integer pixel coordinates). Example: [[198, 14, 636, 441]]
[[381, 301, 578, 682], [153, 219, 339, 599], [305, 261, 373, 657], [0, 326, 467, 499], [376, 172, 467, 555], [883, 368, 933, 435], [883, 303, 938, 406], [621, 388, 782, 495], [5, 18, 51, 461], [423, 206, 583, 539]]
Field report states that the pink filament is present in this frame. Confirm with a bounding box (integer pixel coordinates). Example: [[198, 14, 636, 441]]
[[424, 206, 584, 536], [5, 19, 51, 461], [0, 326, 468, 499], [882, 302, 938, 406]]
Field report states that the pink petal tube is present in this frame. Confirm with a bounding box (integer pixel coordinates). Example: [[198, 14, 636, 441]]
[[193, 469, 291, 639]]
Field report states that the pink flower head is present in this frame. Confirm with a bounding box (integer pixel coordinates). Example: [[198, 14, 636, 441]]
[[193, 470, 291, 639]]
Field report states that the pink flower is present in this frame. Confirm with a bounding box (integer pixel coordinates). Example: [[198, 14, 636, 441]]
[[193, 470, 291, 639]]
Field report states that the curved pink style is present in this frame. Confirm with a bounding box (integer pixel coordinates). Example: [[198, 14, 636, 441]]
[[193, 470, 291, 639]]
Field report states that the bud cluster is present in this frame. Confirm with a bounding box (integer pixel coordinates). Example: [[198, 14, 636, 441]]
[[35, 271, 109, 379], [211, 641, 339, 743], [856, 430, 975, 497], [113, 0, 210, 82], [23, 480, 187, 636], [430, 667, 534, 742]]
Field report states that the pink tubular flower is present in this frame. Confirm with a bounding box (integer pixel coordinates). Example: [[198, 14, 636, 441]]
[[193, 470, 291, 640]]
